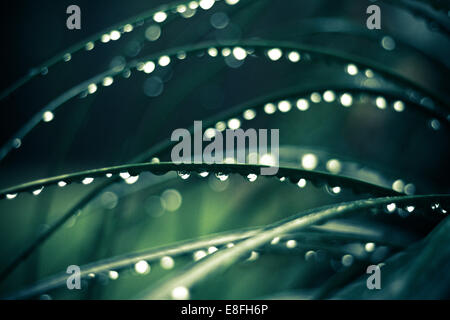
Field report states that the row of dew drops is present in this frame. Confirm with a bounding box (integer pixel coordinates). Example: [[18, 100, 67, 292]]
[[39, 232, 385, 300]]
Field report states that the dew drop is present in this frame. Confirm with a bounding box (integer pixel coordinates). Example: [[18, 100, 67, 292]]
[[108, 271, 119, 280], [297, 178, 307, 188], [199, 171, 209, 178], [178, 171, 191, 180], [215, 173, 229, 181], [82, 177, 94, 185], [171, 286, 190, 300], [6, 193, 18, 200], [32, 187, 44, 196], [246, 174, 257, 182]]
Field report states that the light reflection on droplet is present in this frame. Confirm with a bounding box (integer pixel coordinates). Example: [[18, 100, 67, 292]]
[[297, 179, 307, 188], [178, 171, 191, 180], [160, 256, 175, 270], [393, 101, 405, 112], [310, 92, 321, 103], [158, 55, 171, 67], [82, 177, 94, 185], [6, 193, 17, 200], [193, 250, 207, 261], [296, 98, 309, 111], [326, 159, 342, 174], [323, 90, 336, 102], [346, 64, 358, 76], [58, 181, 67, 187], [375, 96, 386, 109], [286, 240, 297, 248], [267, 48, 282, 61], [392, 179, 404, 192], [301, 153, 318, 170], [247, 174, 257, 182], [288, 51, 300, 62], [264, 103, 276, 114], [243, 109, 256, 120], [153, 11, 167, 23], [386, 203, 397, 213], [232, 46, 247, 60], [143, 61, 155, 74], [341, 254, 354, 267], [340, 93, 353, 107], [134, 260, 150, 274], [199, 0, 215, 10], [110, 30, 121, 41], [32, 187, 44, 196], [208, 47, 218, 57], [125, 175, 139, 184], [88, 83, 97, 94], [215, 173, 229, 181], [227, 118, 241, 130], [42, 111, 54, 122], [108, 271, 119, 280], [365, 242, 376, 252], [171, 286, 190, 300], [278, 100, 292, 112], [102, 77, 114, 87]]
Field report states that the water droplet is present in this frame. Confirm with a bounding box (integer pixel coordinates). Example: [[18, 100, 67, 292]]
[[365, 242, 376, 252], [301, 153, 318, 170], [263, 103, 276, 114], [215, 173, 229, 181], [243, 109, 256, 120], [406, 206, 415, 213], [341, 254, 354, 267], [288, 51, 300, 62], [246, 174, 257, 182], [305, 250, 316, 261], [178, 171, 191, 180], [32, 187, 44, 196], [171, 286, 190, 300], [339, 93, 353, 107], [375, 96, 387, 109], [193, 250, 207, 261], [430, 119, 440, 131], [125, 175, 139, 184], [393, 101, 405, 112], [278, 100, 292, 112], [120, 172, 131, 179], [297, 178, 307, 188], [247, 251, 259, 261], [208, 246, 219, 254], [153, 11, 167, 23], [267, 48, 282, 61], [271, 237, 280, 245], [82, 177, 94, 185], [386, 203, 397, 213], [296, 98, 309, 111], [286, 240, 297, 248], [346, 64, 358, 75], [108, 271, 119, 280], [6, 193, 17, 200], [199, 171, 209, 178], [42, 111, 54, 122], [58, 181, 67, 187], [323, 90, 336, 102], [134, 260, 150, 274], [160, 256, 175, 270]]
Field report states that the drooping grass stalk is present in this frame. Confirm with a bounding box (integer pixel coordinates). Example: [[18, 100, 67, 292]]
[[136, 194, 450, 299], [0, 162, 402, 200], [4, 215, 417, 300]]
